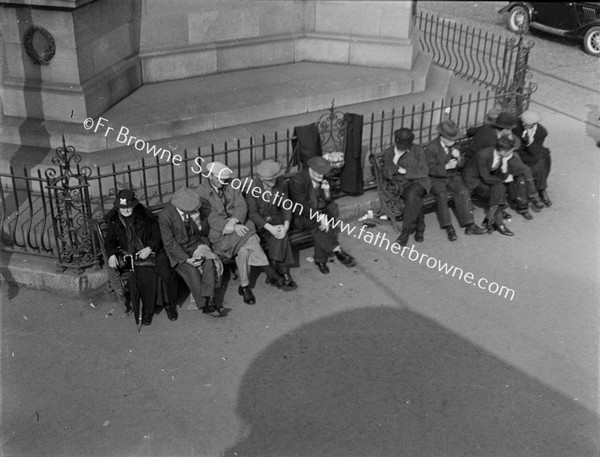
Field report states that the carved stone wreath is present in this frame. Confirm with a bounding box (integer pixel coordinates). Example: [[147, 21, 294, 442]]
[[23, 26, 56, 65]]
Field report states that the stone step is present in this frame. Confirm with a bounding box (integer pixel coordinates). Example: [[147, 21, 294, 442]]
[[1, 56, 434, 154]]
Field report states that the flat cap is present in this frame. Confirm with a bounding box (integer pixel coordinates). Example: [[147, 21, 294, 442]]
[[171, 187, 200, 212], [308, 156, 332, 175]]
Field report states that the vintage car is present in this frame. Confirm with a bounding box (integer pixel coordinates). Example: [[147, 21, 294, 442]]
[[499, 2, 600, 56]]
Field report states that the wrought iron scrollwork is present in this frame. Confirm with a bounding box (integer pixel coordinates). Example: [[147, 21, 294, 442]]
[[317, 100, 347, 153], [499, 26, 537, 116], [45, 136, 97, 272]]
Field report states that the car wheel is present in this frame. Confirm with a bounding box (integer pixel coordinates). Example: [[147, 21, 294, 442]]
[[583, 26, 600, 57], [506, 6, 529, 33]]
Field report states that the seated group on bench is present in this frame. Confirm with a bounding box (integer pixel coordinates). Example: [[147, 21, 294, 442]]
[[382, 108, 552, 247], [104, 157, 357, 324]]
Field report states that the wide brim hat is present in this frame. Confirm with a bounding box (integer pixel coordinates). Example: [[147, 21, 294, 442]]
[[171, 187, 200, 212], [520, 110, 542, 125], [493, 112, 517, 129], [437, 119, 460, 140], [394, 128, 415, 148], [307, 156, 332, 175], [206, 161, 234, 180], [113, 189, 139, 209], [256, 159, 283, 180]]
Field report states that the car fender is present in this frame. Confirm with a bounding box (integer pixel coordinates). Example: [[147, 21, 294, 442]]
[[498, 2, 534, 19]]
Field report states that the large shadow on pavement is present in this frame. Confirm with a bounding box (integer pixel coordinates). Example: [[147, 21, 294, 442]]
[[225, 307, 598, 457]]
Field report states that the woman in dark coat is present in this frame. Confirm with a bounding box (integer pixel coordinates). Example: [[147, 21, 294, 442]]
[[104, 189, 179, 325], [246, 160, 297, 289]]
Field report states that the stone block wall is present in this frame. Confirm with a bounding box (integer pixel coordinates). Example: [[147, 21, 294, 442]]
[[139, 0, 416, 83], [0, 0, 142, 122]]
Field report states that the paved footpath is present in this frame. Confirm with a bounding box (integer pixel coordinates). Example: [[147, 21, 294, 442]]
[[1, 102, 598, 456]]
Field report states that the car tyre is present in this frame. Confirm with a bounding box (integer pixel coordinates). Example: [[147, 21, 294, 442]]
[[583, 26, 600, 57], [506, 6, 529, 33]]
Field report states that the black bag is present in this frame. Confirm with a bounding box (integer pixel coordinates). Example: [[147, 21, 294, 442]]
[[133, 252, 156, 268]]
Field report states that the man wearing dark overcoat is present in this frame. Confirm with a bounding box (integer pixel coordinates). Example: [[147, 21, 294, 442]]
[[246, 159, 297, 289], [466, 111, 544, 219], [382, 128, 431, 247], [288, 156, 356, 274], [513, 109, 552, 207], [158, 187, 224, 315], [424, 119, 486, 241], [462, 135, 525, 236]]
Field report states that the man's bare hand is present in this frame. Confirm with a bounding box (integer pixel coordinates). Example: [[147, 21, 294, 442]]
[[234, 224, 249, 236], [186, 257, 204, 267]]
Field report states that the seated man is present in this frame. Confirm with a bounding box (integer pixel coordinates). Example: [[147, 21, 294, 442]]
[[158, 187, 225, 316], [462, 135, 522, 236], [288, 156, 356, 274], [195, 162, 284, 305], [424, 119, 486, 241], [514, 109, 552, 207], [246, 159, 297, 290], [382, 128, 431, 247], [466, 111, 544, 219], [464, 105, 503, 163]]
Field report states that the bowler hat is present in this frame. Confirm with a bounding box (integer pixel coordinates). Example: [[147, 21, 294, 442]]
[[308, 156, 332, 175], [437, 119, 460, 140], [113, 189, 139, 209], [394, 128, 414, 148], [206, 161, 234, 180], [493, 112, 517, 129], [520, 110, 542, 125], [171, 187, 200, 212], [256, 159, 282, 180]]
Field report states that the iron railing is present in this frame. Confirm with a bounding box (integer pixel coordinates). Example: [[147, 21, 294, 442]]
[[416, 11, 527, 90], [0, 87, 535, 265]]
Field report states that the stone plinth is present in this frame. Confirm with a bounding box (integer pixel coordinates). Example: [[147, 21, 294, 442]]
[[0, 0, 142, 123]]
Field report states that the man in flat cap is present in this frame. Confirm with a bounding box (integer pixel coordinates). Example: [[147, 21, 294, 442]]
[[382, 127, 430, 247], [158, 186, 225, 316], [424, 119, 486, 241], [194, 161, 285, 305], [288, 156, 356, 274], [246, 159, 297, 289], [513, 109, 552, 207]]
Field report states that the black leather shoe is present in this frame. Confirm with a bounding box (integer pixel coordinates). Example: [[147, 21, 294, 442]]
[[266, 275, 286, 288], [165, 305, 178, 321], [142, 314, 153, 326], [464, 223, 486, 235], [493, 223, 514, 236], [315, 261, 330, 274], [282, 273, 297, 288], [481, 218, 494, 233], [414, 231, 424, 242], [202, 299, 216, 314], [517, 208, 533, 220], [445, 226, 457, 241], [540, 190, 552, 207], [238, 285, 256, 305], [501, 210, 512, 221], [529, 193, 545, 210], [335, 250, 356, 267], [396, 230, 410, 247]]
